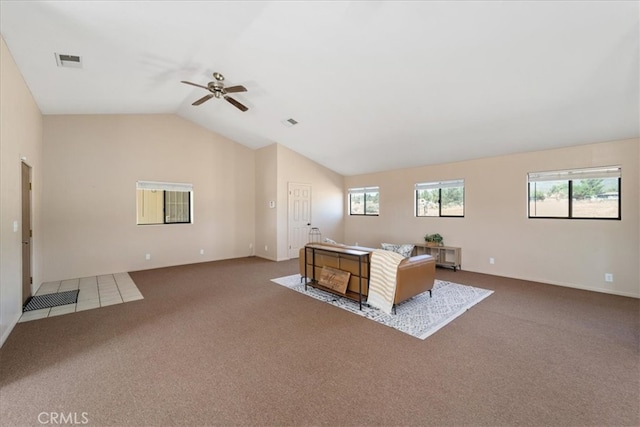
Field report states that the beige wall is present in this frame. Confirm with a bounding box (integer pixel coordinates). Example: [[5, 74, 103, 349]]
[[41, 114, 255, 281], [255, 144, 278, 260], [345, 138, 639, 297], [275, 144, 344, 260], [0, 37, 44, 345], [254, 144, 344, 261]]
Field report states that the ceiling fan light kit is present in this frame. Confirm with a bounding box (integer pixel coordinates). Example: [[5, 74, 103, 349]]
[[181, 72, 248, 112]]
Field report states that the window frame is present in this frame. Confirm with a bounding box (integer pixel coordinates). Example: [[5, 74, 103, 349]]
[[415, 179, 465, 218], [136, 181, 193, 225], [162, 190, 191, 224], [348, 186, 380, 216], [527, 166, 621, 220]]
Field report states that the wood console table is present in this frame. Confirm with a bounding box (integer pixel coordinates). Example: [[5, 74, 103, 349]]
[[413, 244, 461, 271], [304, 244, 370, 310]]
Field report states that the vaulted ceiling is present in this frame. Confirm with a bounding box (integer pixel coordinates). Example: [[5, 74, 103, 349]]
[[1, 1, 638, 175]]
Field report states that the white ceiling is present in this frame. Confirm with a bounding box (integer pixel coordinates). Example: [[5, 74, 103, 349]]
[[1, 1, 638, 176]]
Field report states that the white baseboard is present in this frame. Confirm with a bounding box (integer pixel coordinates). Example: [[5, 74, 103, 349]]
[[467, 269, 640, 299], [537, 279, 640, 299], [256, 254, 278, 262]]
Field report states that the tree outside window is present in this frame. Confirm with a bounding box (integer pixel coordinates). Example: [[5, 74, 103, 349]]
[[528, 167, 620, 219], [415, 180, 464, 217], [348, 187, 379, 216]]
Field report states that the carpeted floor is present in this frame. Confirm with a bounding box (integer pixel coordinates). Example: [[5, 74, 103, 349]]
[[1, 257, 638, 427], [271, 274, 493, 339]]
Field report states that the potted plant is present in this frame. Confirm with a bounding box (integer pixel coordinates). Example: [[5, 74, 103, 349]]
[[424, 233, 444, 247]]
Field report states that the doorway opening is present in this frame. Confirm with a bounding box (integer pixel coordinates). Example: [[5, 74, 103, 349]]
[[21, 162, 32, 305]]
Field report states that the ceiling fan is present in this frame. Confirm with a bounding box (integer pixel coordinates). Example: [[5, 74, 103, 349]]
[[181, 72, 248, 112]]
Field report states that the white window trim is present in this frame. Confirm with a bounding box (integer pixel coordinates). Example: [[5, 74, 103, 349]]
[[348, 186, 380, 194], [528, 166, 621, 182], [136, 181, 193, 192], [415, 179, 464, 191]]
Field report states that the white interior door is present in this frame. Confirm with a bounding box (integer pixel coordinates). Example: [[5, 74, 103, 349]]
[[288, 183, 311, 259]]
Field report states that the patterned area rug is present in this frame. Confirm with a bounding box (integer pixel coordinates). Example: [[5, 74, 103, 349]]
[[270, 274, 493, 340], [23, 290, 79, 312]]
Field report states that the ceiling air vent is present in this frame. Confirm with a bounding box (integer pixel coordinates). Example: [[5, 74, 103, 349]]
[[54, 53, 83, 68], [282, 118, 299, 127]]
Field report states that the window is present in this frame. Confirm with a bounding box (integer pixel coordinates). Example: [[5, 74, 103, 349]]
[[348, 186, 379, 216], [136, 181, 193, 225], [415, 179, 464, 217], [528, 166, 621, 219]]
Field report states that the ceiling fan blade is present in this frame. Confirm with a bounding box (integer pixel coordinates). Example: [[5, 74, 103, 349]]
[[224, 85, 247, 94], [224, 96, 248, 112], [181, 80, 210, 90], [192, 94, 214, 106]]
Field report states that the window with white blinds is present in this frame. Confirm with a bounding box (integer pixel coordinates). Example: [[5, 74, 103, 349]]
[[348, 186, 379, 216], [136, 181, 193, 225], [415, 179, 464, 217], [528, 166, 621, 219]]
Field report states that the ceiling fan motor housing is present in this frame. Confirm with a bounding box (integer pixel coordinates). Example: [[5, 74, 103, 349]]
[[207, 82, 225, 98]]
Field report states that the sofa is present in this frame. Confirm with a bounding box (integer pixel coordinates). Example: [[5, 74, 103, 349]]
[[299, 242, 435, 305]]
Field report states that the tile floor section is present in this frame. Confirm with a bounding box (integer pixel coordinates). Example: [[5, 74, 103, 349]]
[[19, 273, 143, 323]]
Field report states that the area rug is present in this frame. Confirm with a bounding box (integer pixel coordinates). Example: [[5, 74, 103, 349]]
[[23, 290, 79, 312], [270, 274, 493, 340]]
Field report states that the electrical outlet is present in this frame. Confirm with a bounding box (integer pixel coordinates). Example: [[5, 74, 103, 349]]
[[489, 257, 495, 265], [265, 245, 268, 252], [249, 243, 253, 249], [200, 249, 204, 255], [145, 253, 151, 260], [605, 273, 613, 282]]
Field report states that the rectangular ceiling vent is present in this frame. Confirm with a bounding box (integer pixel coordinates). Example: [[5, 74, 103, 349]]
[[54, 53, 83, 68], [282, 118, 299, 127]]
